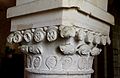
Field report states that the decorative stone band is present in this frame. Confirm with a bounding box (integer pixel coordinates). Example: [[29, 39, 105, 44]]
[[7, 25, 110, 74], [7, 25, 110, 45], [26, 69, 94, 75]]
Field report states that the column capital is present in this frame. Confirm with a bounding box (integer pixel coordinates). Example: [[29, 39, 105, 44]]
[[7, 25, 110, 75]]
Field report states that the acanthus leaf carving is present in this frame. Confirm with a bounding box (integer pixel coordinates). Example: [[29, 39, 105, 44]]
[[76, 28, 86, 41], [59, 44, 76, 55], [76, 44, 91, 56], [59, 26, 76, 38], [91, 47, 102, 56], [28, 45, 43, 54]]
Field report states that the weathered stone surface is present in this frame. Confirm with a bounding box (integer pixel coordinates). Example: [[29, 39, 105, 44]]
[[7, 26, 110, 78], [7, 0, 114, 78], [7, 0, 114, 25]]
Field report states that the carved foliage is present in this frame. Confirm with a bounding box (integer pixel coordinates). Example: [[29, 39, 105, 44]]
[[20, 45, 43, 54], [76, 44, 91, 56], [59, 26, 76, 38], [45, 56, 57, 70], [34, 28, 46, 42], [13, 31, 23, 43], [7, 33, 14, 44], [61, 56, 73, 70], [91, 47, 102, 56], [23, 30, 33, 42], [78, 56, 94, 70], [32, 55, 42, 69], [85, 31, 94, 43], [59, 44, 75, 55], [7, 26, 110, 46], [76, 28, 86, 41], [100, 35, 107, 45], [47, 27, 58, 42]]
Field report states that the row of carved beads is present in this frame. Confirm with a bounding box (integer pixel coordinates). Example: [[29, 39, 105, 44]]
[[7, 26, 111, 45]]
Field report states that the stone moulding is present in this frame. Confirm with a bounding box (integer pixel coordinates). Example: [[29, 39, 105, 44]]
[[7, 25, 110, 75], [7, 0, 114, 26], [26, 69, 94, 75], [7, 25, 110, 46]]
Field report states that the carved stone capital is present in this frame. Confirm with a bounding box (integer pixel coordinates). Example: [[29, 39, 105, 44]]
[[7, 25, 111, 78]]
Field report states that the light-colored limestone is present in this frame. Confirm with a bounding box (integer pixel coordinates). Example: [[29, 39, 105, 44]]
[[87, 0, 108, 11], [16, 0, 35, 6], [7, 0, 114, 78], [7, 0, 114, 25], [7, 26, 109, 78]]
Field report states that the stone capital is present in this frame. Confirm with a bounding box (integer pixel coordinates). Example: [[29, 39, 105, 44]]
[[7, 0, 114, 78], [7, 25, 110, 77]]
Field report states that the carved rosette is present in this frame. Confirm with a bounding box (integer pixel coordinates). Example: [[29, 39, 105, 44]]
[[7, 25, 110, 75]]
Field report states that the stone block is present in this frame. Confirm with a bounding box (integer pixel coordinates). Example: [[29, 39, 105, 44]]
[[86, 0, 108, 11]]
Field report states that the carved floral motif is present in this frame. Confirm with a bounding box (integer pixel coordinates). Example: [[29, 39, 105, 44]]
[[7, 33, 14, 44], [59, 44, 75, 55], [13, 31, 23, 43], [28, 45, 43, 54], [61, 56, 73, 70], [93, 33, 101, 44], [59, 26, 76, 38], [100, 35, 107, 45], [45, 56, 57, 70], [76, 44, 91, 56], [34, 28, 45, 42], [32, 55, 42, 69], [91, 47, 102, 56], [85, 31, 94, 43], [20, 45, 43, 54], [7, 25, 111, 73], [7, 26, 110, 46], [47, 27, 58, 42], [23, 30, 33, 42]]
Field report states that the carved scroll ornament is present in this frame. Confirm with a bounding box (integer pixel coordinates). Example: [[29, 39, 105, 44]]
[[7, 25, 111, 74]]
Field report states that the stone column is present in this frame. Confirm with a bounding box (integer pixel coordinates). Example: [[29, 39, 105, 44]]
[[7, 0, 114, 78]]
